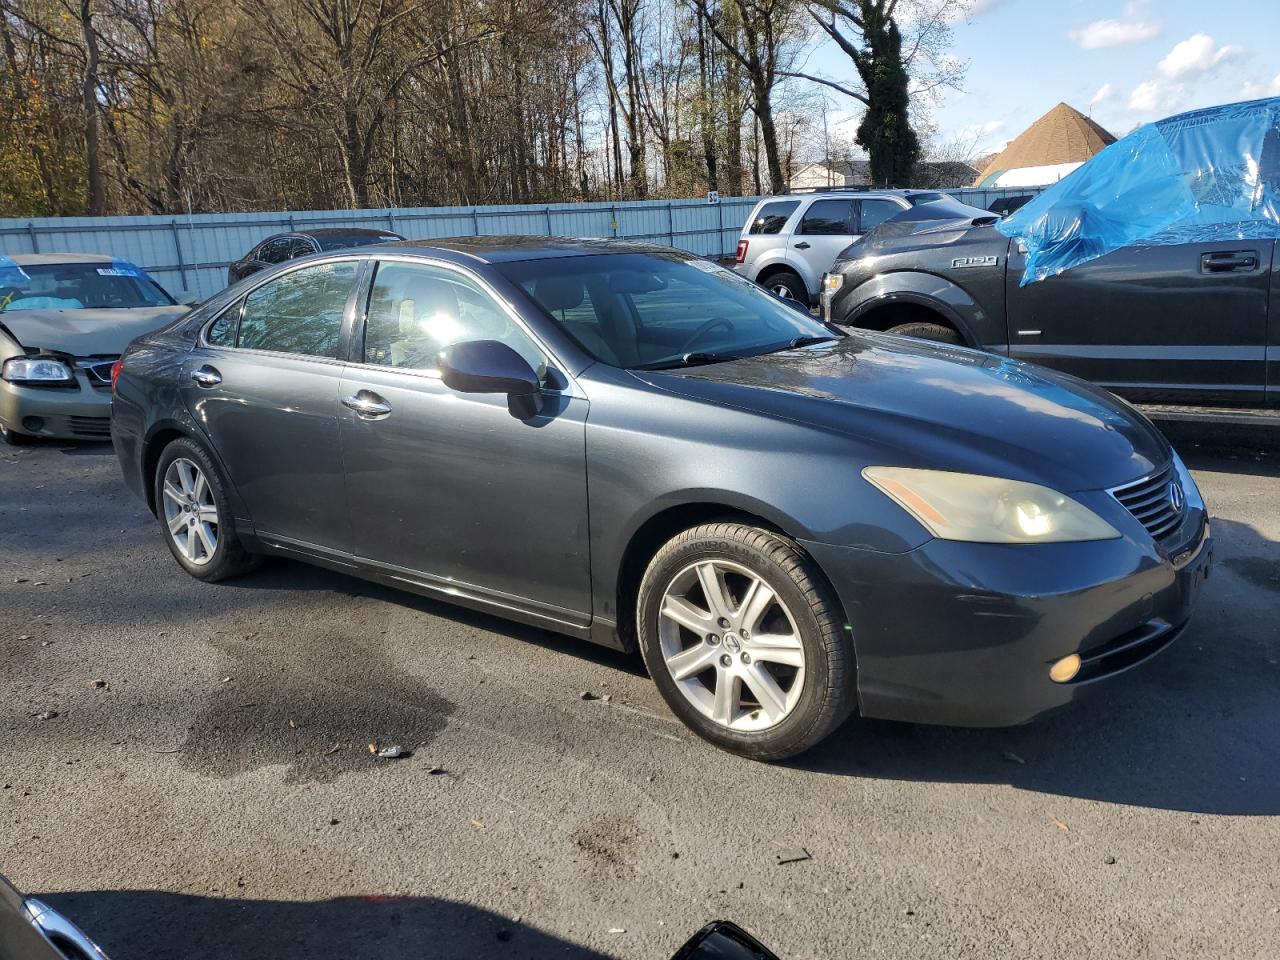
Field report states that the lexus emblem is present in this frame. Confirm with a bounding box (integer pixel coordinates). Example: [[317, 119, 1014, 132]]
[[1168, 481, 1185, 513]]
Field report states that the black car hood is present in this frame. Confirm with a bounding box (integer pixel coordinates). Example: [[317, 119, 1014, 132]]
[[643, 334, 1170, 492]]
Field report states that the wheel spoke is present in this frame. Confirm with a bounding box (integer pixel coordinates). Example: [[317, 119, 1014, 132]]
[[167, 512, 186, 534], [176, 461, 196, 496], [742, 664, 788, 723], [695, 562, 732, 620], [162, 482, 185, 506], [666, 643, 719, 682], [193, 471, 208, 503], [195, 522, 217, 558], [184, 524, 199, 559], [737, 578, 775, 634], [710, 672, 739, 725], [661, 595, 713, 635], [747, 633, 804, 668], [198, 505, 219, 524]]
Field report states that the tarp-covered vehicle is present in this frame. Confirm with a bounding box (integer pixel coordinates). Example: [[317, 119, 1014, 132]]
[[822, 97, 1280, 410]]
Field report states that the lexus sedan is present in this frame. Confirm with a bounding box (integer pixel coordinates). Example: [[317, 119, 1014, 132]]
[[111, 237, 1213, 760], [0, 254, 191, 444]]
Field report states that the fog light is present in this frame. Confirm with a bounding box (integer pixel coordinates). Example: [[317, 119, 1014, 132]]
[[21, 416, 44, 433], [1049, 654, 1082, 684]]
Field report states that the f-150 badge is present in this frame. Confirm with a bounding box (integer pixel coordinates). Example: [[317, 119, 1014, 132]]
[[951, 255, 1000, 268]]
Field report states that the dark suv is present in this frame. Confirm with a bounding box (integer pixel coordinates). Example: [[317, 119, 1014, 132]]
[[227, 228, 404, 285], [821, 196, 1279, 412]]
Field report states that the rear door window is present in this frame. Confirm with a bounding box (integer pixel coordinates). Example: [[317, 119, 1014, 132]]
[[799, 199, 856, 235], [858, 198, 904, 233], [257, 238, 293, 264], [748, 201, 800, 235], [236, 260, 358, 358]]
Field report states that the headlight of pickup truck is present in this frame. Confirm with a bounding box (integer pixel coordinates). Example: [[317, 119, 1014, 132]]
[[2, 357, 76, 385], [821, 273, 843, 293], [863, 467, 1120, 543]]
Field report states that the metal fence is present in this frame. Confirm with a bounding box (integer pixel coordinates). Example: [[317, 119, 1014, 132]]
[[0, 186, 1041, 301]]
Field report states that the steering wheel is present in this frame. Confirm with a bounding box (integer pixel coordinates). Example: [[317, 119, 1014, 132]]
[[678, 317, 734, 354]]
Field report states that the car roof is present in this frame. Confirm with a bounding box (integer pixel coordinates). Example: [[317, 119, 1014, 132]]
[[5, 252, 116, 266], [771, 189, 925, 200], [292, 227, 401, 239], [373, 236, 686, 263]]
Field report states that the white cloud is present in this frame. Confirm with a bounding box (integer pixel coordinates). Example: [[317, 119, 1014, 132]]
[[1089, 83, 1115, 108], [1070, 17, 1161, 50], [1127, 79, 1185, 115], [1239, 74, 1280, 99], [1157, 34, 1244, 79]]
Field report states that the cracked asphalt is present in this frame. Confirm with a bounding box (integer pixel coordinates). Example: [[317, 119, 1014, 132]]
[[1, 422, 1278, 960]]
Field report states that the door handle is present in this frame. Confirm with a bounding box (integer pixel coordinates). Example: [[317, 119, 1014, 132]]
[[794, 241, 811, 250], [190, 365, 222, 388], [342, 390, 392, 420], [1201, 251, 1258, 273]]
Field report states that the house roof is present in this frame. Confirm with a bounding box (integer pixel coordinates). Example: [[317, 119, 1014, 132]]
[[975, 103, 1116, 186]]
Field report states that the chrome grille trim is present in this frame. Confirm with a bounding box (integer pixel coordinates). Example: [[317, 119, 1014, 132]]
[[1110, 464, 1183, 542]]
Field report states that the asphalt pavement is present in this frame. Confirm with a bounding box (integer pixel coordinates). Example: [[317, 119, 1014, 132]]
[[1, 423, 1277, 960]]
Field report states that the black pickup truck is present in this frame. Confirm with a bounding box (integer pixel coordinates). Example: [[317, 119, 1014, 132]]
[[820, 196, 1279, 415]]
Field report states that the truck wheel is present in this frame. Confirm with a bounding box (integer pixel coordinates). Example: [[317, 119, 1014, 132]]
[[636, 522, 856, 761], [762, 270, 810, 307], [886, 321, 961, 345]]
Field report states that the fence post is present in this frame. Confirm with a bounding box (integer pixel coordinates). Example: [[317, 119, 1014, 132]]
[[716, 201, 724, 258], [169, 220, 189, 291], [544, 206, 554, 236], [610, 204, 618, 238], [386, 210, 397, 233], [26, 222, 39, 253], [666, 202, 674, 246], [471, 207, 480, 236]]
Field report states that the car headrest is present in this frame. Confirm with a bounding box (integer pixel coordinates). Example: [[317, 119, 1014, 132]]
[[396, 278, 460, 336], [534, 274, 585, 312]]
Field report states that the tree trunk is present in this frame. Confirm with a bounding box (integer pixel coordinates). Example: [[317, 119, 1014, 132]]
[[78, 0, 105, 215]]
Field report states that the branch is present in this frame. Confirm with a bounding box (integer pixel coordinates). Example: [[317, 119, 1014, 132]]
[[777, 69, 868, 105]]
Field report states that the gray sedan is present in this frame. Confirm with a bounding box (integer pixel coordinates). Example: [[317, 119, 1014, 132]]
[[110, 238, 1212, 759]]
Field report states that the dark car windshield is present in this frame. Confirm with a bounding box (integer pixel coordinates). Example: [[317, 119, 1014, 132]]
[[0, 261, 174, 312], [906, 192, 950, 205], [314, 233, 403, 251], [499, 252, 837, 369]]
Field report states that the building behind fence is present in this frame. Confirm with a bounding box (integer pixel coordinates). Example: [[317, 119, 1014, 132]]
[[0, 186, 1040, 301]]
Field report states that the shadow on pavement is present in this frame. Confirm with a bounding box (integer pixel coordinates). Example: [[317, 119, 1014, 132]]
[[794, 514, 1280, 816], [39, 890, 612, 960]]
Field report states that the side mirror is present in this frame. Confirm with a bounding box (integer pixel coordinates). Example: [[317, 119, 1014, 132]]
[[670, 921, 781, 960], [438, 339, 544, 420]]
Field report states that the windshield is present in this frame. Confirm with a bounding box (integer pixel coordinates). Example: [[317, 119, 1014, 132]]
[[315, 233, 403, 251], [907, 192, 950, 205], [0, 261, 174, 312], [499, 252, 838, 369]]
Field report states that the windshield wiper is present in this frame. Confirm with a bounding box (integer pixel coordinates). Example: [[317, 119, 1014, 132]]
[[634, 351, 740, 370], [786, 335, 839, 349]]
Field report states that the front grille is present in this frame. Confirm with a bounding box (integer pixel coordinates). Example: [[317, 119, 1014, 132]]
[[68, 416, 111, 438], [76, 357, 118, 388], [1111, 464, 1183, 541]]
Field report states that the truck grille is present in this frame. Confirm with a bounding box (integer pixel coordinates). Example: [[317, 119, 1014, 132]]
[[68, 416, 111, 438], [1111, 465, 1183, 541]]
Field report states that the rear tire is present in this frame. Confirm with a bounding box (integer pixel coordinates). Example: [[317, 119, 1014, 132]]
[[153, 437, 260, 582], [0, 422, 33, 446], [636, 522, 856, 761], [760, 269, 810, 307], [886, 321, 962, 345]]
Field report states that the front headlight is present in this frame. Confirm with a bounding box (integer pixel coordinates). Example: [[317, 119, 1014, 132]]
[[821, 272, 844, 293], [863, 466, 1120, 543], [2, 356, 75, 385]]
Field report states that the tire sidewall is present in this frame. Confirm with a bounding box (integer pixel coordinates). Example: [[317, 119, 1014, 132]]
[[637, 530, 840, 758], [153, 437, 239, 580], [765, 270, 810, 307]]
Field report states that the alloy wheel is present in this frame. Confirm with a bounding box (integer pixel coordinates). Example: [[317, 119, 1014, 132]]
[[769, 282, 797, 300], [161, 458, 219, 565], [657, 559, 806, 731]]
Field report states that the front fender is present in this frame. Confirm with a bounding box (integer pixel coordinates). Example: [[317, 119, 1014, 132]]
[[839, 271, 1006, 352]]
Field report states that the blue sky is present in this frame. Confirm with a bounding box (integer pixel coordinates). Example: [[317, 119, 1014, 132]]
[[806, 0, 1280, 156]]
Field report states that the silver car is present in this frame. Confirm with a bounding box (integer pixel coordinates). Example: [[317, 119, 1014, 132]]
[[733, 189, 948, 305]]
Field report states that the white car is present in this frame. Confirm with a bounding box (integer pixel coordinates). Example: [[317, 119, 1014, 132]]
[[733, 188, 950, 305]]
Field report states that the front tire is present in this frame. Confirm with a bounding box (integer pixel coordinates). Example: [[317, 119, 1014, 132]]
[[636, 522, 856, 760], [886, 320, 961, 345], [154, 437, 260, 582], [761, 269, 810, 307], [0, 422, 33, 445]]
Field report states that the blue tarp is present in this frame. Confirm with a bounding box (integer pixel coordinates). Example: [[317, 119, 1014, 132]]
[[998, 96, 1280, 285]]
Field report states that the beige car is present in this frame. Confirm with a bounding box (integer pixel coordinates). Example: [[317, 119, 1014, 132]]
[[0, 253, 191, 445]]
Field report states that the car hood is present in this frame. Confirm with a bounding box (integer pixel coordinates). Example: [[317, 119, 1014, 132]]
[[642, 334, 1170, 492], [0, 306, 189, 356]]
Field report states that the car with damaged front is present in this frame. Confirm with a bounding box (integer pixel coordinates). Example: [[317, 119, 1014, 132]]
[[0, 254, 191, 445], [112, 237, 1212, 760]]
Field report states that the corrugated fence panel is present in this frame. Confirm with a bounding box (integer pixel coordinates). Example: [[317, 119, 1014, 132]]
[[0, 186, 1041, 301]]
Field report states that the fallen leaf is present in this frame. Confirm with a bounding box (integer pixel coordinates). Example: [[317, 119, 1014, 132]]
[[323, 744, 341, 757], [470, 818, 486, 829], [1050, 816, 1070, 833]]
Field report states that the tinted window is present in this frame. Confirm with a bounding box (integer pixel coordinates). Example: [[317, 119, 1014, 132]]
[[0, 261, 172, 311], [206, 306, 239, 346], [257, 238, 292, 264], [362, 261, 547, 378], [502, 253, 834, 370], [799, 199, 855, 235], [859, 199, 903, 232], [315, 233, 403, 251], [285, 238, 316, 259], [748, 201, 799, 235], [237, 260, 357, 357]]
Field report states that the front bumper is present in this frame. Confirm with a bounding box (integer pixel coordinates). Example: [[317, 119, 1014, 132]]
[[0, 375, 113, 441], [802, 516, 1213, 727]]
